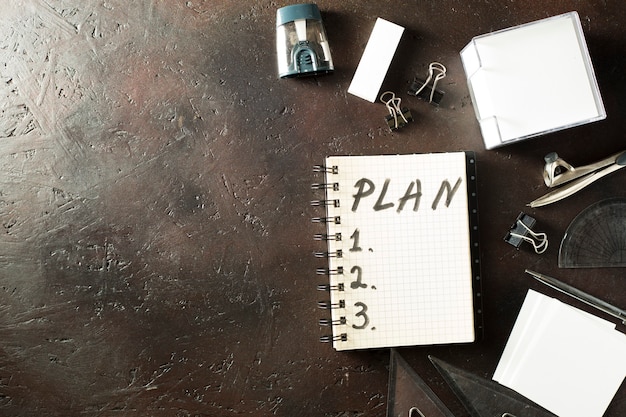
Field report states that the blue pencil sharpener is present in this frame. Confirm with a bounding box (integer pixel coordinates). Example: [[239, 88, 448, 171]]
[[276, 4, 334, 78]]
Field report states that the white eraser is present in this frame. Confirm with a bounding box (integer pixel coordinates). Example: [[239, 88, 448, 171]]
[[348, 18, 405, 102]]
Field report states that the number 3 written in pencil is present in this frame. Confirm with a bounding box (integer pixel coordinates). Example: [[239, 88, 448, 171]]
[[352, 302, 370, 329]]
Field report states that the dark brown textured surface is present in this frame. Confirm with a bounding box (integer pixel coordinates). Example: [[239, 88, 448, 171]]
[[1, 1, 626, 416]]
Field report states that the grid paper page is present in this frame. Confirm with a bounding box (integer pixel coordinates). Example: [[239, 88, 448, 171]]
[[324, 153, 476, 351]]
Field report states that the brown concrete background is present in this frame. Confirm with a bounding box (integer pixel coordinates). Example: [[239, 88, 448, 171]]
[[1, 1, 626, 416]]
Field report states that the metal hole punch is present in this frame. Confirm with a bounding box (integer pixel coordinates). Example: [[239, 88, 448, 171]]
[[408, 62, 447, 105], [504, 212, 548, 254], [380, 91, 413, 131], [529, 150, 626, 207]]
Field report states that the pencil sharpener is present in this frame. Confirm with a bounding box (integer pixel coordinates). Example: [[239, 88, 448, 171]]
[[276, 4, 334, 78]]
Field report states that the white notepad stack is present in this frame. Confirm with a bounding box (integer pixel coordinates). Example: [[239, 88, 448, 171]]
[[313, 152, 483, 351], [460, 12, 606, 149], [494, 290, 626, 417]]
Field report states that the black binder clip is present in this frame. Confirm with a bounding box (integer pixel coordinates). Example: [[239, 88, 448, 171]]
[[504, 212, 548, 254], [380, 91, 413, 131], [408, 62, 446, 106]]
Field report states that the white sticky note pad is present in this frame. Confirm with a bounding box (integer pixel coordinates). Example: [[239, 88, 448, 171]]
[[460, 12, 606, 149], [494, 290, 626, 417], [348, 18, 404, 102]]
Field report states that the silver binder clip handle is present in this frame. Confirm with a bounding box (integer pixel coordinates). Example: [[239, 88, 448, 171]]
[[409, 62, 447, 104], [380, 91, 412, 130], [509, 222, 548, 254], [504, 213, 548, 254]]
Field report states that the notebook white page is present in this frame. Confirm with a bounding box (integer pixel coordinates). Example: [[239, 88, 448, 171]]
[[324, 153, 477, 351]]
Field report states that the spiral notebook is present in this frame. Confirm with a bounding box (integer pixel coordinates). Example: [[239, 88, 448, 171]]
[[313, 152, 482, 351]]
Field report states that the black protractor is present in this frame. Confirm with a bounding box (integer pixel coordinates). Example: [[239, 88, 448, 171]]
[[559, 198, 626, 268]]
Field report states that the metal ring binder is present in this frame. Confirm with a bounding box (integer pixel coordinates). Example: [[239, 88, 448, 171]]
[[311, 216, 341, 224], [313, 165, 338, 174], [316, 267, 344, 275], [319, 317, 346, 326], [310, 199, 340, 207], [313, 250, 342, 258], [313, 233, 342, 241], [313, 165, 348, 344], [319, 333, 347, 343], [317, 283, 345, 292], [317, 300, 346, 309], [311, 182, 339, 191]]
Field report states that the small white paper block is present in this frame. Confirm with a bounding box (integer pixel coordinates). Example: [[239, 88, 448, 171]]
[[494, 290, 626, 417], [460, 12, 606, 149], [348, 18, 404, 103]]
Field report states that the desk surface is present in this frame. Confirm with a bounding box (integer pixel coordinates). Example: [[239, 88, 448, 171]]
[[1, 1, 626, 416]]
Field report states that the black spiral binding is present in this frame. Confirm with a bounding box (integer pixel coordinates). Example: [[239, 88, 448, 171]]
[[312, 163, 348, 344]]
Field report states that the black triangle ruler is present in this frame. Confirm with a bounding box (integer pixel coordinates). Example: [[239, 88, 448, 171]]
[[429, 356, 557, 417], [387, 349, 455, 417]]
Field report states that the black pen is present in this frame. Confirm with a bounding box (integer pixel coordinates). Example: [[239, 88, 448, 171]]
[[525, 269, 626, 324]]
